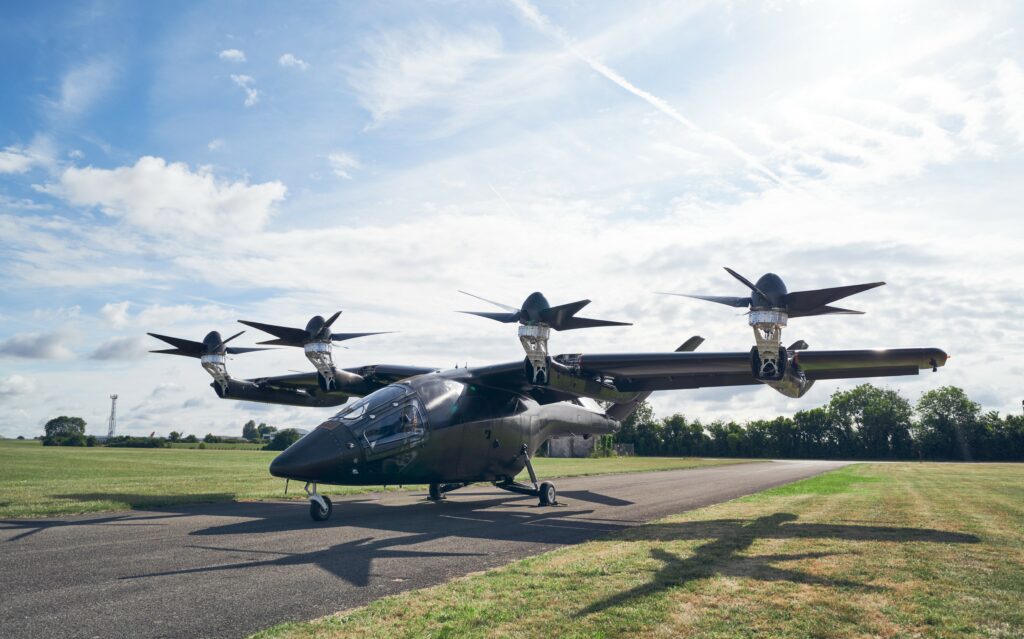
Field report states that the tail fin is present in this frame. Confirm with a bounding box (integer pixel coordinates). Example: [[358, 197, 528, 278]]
[[604, 336, 704, 421]]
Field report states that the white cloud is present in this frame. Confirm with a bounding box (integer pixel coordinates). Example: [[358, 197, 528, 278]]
[[278, 53, 308, 71], [996, 58, 1024, 144], [347, 24, 503, 123], [42, 156, 286, 235], [0, 375, 36, 400], [100, 301, 132, 328], [207, 138, 225, 151], [0, 146, 35, 174], [53, 59, 115, 116], [327, 152, 361, 179], [219, 49, 247, 62], [0, 332, 73, 359], [230, 74, 261, 107], [89, 336, 148, 360], [0, 136, 55, 174]]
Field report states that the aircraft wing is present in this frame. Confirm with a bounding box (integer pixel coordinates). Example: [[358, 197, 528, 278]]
[[219, 364, 439, 408], [561, 348, 947, 393], [451, 347, 947, 404]]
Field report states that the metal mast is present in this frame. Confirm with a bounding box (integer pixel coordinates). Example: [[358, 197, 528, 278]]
[[107, 394, 118, 439]]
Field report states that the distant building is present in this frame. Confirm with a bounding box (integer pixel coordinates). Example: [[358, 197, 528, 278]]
[[548, 435, 596, 458]]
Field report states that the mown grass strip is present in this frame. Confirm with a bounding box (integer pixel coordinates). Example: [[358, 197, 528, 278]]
[[252, 463, 1024, 639]]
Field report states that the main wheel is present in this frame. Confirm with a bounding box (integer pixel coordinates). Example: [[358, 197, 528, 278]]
[[428, 483, 444, 501], [309, 495, 333, 521], [538, 481, 557, 506]]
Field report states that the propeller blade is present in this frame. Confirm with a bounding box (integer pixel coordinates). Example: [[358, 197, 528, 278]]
[[553, 316, 632, 331], [658, 293, 751, 308], [456, 310, 522, 323], [149, 348, 197, 358], [783, 282, 885, 312], [330, 331, 391, 342], [788, 305, 866, 318], [255, 338, 302, 346], [147, 333, 205, 356], [457, 290, 520, 312], [323, 310, 343, 328], [539, 299, 590, 327], [238, 320, 310, 344], [225, 346, 274, 355], [676, 336, 705, 352], [724, 267, 769, 298], [218, 330, 246, 349]]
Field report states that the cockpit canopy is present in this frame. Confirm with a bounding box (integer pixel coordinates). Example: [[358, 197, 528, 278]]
[[327, 377, 468, 459]]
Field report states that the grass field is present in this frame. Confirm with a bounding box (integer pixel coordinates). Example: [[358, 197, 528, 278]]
[[253, 463, 1024, 639], [0, 439, 749, 518]]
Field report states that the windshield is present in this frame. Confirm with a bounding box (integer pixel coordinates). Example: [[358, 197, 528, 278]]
[[329, 385, 410, 422]]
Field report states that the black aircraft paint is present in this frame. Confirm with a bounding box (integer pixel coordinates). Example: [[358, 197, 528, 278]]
[[148, 280, 949, 521]]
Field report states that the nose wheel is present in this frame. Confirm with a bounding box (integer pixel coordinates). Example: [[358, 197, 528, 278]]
[[305, 482, 333, 521]]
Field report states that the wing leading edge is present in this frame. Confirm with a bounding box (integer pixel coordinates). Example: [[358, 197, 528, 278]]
[[453, 347, 947, 404]]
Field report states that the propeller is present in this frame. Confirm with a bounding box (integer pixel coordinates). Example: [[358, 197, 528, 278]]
[[659, 268, 885, 317], [458, 291, 631, 331], [238, 311, 390, 347], [147, 330, 271, 358]]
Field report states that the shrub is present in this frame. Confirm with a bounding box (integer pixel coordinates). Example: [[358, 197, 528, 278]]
[[106, 436, 168, 448], [264, 428, 302, 451]]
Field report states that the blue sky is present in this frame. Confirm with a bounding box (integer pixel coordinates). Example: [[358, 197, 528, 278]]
[[1, 0, 1023, 437]]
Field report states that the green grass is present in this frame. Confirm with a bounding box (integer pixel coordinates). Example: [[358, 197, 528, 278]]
[[253, 463, 1024, 639], [0, 439, 748, 518]]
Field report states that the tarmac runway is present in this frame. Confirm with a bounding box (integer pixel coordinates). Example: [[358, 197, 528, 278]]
[[0, 460, 848, 639]]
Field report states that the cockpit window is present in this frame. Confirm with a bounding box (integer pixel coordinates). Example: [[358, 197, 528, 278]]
[[329, 385, 409, 422], [331, 384, 429, 459]]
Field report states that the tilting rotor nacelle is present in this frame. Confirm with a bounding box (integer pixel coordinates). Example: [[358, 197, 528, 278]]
[[662, 267, 885, 381], [239, 311, 389, 391], [458, 290, 631, 385]]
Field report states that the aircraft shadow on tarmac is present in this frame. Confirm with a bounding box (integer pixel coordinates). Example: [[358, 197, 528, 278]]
[[1, 494, 980, 600], [577, 512, 980, 617], [119, 493, 637, 586]]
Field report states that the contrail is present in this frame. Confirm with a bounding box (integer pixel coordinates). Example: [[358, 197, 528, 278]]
[[488, 182, 519, 217], [509, 0, 787, 187]]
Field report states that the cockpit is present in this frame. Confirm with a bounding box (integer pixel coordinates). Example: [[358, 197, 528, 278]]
[[327, 377, 467, 459]]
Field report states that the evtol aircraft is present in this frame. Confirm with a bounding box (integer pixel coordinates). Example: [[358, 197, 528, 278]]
[[149, 269, 948, 521]]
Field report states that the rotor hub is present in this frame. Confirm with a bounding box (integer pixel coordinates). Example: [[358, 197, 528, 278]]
[[748, 311, 787, 379], [748, 309, 788, 327], [200, 354, 230, 393], [304, 341, 336, 390], [518, 324, 551, 384]]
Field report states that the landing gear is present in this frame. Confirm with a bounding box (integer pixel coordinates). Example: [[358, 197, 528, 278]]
[[539, 481, 556, 506], [428, 482, 468, 501], [495, 444, 558, 506], [305, 482, 333, 521]]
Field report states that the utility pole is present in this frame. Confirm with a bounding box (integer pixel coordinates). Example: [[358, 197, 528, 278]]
[[107, 394, 118, 439]]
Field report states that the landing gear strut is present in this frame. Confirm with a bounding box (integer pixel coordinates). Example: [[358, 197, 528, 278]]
[[428, 482, 468, 501], [495, 444, 557, 506], [305, 482, 333, 521]]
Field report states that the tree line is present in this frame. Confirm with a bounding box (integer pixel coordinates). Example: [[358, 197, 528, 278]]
[[615, 385, 1024, 461]]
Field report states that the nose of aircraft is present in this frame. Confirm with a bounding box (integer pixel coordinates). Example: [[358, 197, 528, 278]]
[[269, 424, 355, 482]]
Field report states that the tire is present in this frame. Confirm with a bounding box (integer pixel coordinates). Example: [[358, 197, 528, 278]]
[[428, 483, 444, 501], [538, 481, 556, 506], [309, 495, 332, 521]]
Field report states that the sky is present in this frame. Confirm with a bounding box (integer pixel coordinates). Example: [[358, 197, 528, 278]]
[[1, 0, 1022, 438]]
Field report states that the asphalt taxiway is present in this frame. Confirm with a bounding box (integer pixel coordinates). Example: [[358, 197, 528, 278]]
[[0, 460, 848, 639]]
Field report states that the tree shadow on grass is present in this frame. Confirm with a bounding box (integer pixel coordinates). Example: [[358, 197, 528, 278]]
[[578, 512, 980, 617]]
